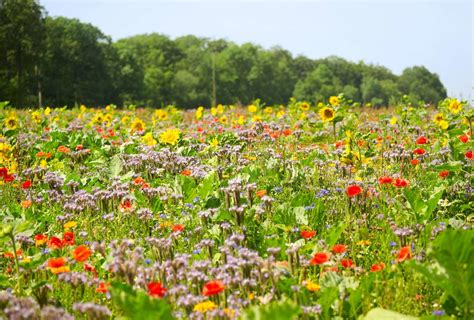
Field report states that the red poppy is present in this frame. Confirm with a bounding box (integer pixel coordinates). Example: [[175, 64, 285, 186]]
[[202, 280, 225, 296], [120, 199, 133, 211], [466, 150, 473, 160], [84, 263, 97, 276], [21, 180, 32, 189], [47, 236, 63, 249], [439, 170, 449, 178], [332, 244, 347, 254], [62, 231, 75, 246], [378, 176, 393, 185], [310, 252, 330, 265], [370, 262, 385, 272], [0, 167, 8, 177], [346, 185, 362, 197], [411, 159, 420, 165], [301, 230, 316, 239], [416, 136, 428, 145], [413, 148, 425, 155], [458, 134, 469, 143], [341, 259, 354, 268], [172, 224, 184, 233], [72, 245, 92, 262], [397, 246, 412, 262], [3, 172, 14, 182], [47, 257, 70, 274], [96, 281, 109, 293], [148, 281, 167, 298], [393, 178, 409, 188]]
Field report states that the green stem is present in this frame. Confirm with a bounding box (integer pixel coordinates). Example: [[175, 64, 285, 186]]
[[10, 234, 22, 295]]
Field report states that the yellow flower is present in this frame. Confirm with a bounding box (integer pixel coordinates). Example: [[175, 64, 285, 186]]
[[91, 112, 105, 125], [219, 115, 228, 124], [130, 118, 145, 133], [319, 107, 336, 122], [248, 104, 257, 113], [438, 120, 449, 130], [159, 128, 181, 145], [44, 107, 51, 116], [277, 109, 285, 118], [196, 106, 204, 120], [141, 132, 157, 146], [356, 240, 371, 246], [264, 107, 273, 114], [121, 116, 130, 125], [0, 142, 12, 153], [448, 99, 462, 114], [40, 159, 48, 168], [64, 221, 77, 230], [433, 112, 445, 125], [329, 96, 340, 106], [80, 105, 87, 113], [216, 104, 224, 114], [224, 308, 236, 318], [305, 280, 321, 292], [155, 109, 168, 121], [210, 137, 219, 148], [237, 115, 246, 125], [193, 301, 217, 313], [252, 115, 262, 122], [4, 114, 18, 130], [299, 112, 307, 120], [389, 116, 398, 125], [31, 111, 42, 123], [317, 102, 324, 108], [299, 102, 310, 111]]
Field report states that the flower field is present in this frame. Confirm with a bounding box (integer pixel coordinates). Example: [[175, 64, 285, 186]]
[[0, 97, 473, 319]]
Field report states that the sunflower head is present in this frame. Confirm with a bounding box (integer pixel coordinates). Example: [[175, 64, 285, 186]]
[[130, 118, 145, 133], [159, 128, 181, 145], [448, 99, 462, 114], [329, 96, 340, 106], [319, 107, 336, 122], [4, 115, 18, 130]]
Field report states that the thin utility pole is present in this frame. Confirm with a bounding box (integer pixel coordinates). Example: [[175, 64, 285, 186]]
[[211, 51, 216, 107]]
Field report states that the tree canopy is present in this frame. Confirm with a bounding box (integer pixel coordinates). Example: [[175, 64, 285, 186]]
[[0, 0, 448, 108]]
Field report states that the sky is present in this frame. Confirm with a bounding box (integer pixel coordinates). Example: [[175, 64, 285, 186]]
[[42, 0, 473, 100]]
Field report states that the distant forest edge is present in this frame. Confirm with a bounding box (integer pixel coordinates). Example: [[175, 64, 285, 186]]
[[1, 0, 448, 108]]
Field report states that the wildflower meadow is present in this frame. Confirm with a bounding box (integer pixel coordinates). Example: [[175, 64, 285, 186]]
[[0, 96, 473, 319]]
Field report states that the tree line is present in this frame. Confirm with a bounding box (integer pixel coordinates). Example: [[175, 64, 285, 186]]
[[0, 0, 448, 108]]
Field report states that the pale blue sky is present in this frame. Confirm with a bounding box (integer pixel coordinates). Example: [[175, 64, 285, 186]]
[[43, 0, 473, 100]]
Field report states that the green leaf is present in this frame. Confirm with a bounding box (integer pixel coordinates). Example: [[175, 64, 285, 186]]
[[109, 155, 123, 178], [241, 298, 300, 320], [362, 308, 418, 320], [294, 207, 308, 225]]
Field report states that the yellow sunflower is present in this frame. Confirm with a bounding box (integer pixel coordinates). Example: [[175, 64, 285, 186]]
[[299, 102, 310, 111], [154, 109, 168, 121], [159, 128, 181, 145], [433, 112, 445, 125], [248, 104, 257, 113], [329, 96, 340, 106], [195, 106, 204, 120], [4, 114, 18, 130], [193, 301, 216, 313], [448, 99, 462, 114], [141, 132, 157, 146], [130, 117, 145, 133], [319, 107, 336, 122]]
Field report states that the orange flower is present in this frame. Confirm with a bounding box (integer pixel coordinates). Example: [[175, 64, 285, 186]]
[[411, 159, 420, 165], [181, 169, 192, 176], [21, 200, 32, 208], [172, 224, 184, 233], [394, 178, 409, 188], [35, 234, 48, 246], [202, 280, 225, 296], [370, 262, 385, 272], [439, 170, 449, 178], [341, 259, 354, 268], [256, 189, 267, 198], [346, 185, 362, 197], [458, 134, 469, 143], [72, 245, 92, 262], [57, 145, 70, 153], [96, 281, 109, 293], [133, 177, 145, 185], [47, 257, 70, 274], [300, 230, 316, 239], [310, 252, 330, 265], [332, 244, 347, 254], [416, 136, 428, 144], [378, 176, 393, 185], [3, 249, 22, 259], [397, 246, 412, 262], [62, 231, 75, 246], [47, 236, 63, 249]]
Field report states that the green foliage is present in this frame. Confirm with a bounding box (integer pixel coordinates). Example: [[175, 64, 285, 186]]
[[110, 282, 173, 320], [362, 308, 418, 320], [409, 229, 474, 317], [241, 298, 301, 320]]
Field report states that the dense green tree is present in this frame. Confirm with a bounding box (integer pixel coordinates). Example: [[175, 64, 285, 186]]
[[398, 66, 447, 104], [0, 0, 45, 106], [41, 17, 117, 106], [0, 1, 449, 108]]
